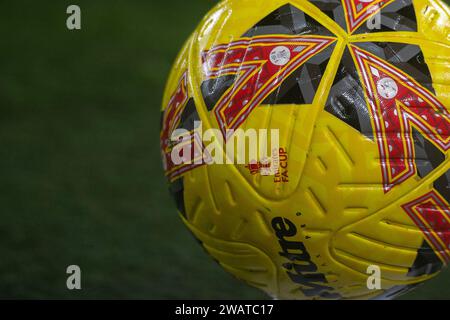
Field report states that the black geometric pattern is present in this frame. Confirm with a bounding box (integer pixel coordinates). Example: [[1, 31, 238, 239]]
[[169, 177, 186, 217], [353, 0, 417, 34], [407, 241, 444, 277], [262, 43, 335, 105], [308, 0, 348, 32], [243, 3, 335, 37], [201, 76, 235, 112], [307, 0, 417, 34], [178, 98, 200, 131], [434, 170, 450, 201], [325, 48, 373, 135], [413, 129, 446, 179]]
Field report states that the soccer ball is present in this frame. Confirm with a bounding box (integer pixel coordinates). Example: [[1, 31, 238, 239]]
[[160, 0, 450, 299]]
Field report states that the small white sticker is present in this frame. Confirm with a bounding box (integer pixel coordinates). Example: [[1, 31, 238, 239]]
[[270, 46, 291, 66], [377, 77, 398, 100]]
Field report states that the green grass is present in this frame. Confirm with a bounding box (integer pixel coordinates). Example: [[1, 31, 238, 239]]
[[0, 0, 448, 299]]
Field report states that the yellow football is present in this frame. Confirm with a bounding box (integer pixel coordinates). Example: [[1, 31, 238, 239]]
[[160, 0, 450, 299]]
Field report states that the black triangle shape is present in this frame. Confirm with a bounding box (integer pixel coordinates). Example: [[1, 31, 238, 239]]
[[408, 240, 443, 277], [242, 3, 334, 37]]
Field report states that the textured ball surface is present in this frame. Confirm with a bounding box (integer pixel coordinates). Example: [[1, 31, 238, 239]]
[[160, 0, 450, 299]]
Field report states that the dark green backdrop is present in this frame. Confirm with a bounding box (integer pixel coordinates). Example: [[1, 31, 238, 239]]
[[0, 0, 448, 299]]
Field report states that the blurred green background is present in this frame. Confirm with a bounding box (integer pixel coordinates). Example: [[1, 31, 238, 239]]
[[0, 0, 448, 299]]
